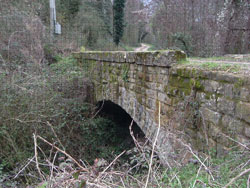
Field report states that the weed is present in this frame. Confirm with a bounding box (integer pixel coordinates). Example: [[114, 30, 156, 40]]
[[50, 55, 84, 78], [148, 44, 157, 51], [122, 64, 129, 82], [179, 60, 241, 73]]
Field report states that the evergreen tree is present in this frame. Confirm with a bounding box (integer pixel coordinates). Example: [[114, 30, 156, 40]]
[[113, 0, 125, 45]]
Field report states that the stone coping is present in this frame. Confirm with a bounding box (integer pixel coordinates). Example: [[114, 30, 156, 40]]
[[73, 50, 186, 67]]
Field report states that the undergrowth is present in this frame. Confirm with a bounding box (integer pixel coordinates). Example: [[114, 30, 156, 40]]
[[0, 55, 249, 188], [0, 56, 131, 187]]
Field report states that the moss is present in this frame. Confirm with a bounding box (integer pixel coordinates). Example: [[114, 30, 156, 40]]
[[175, 51, 186, 62], [169, 75, 192, 89], [110, 72, 117, 83], [102, 62, 108, 73], [176, 68, 183, 76], [234, 78, 244, 88], [193, 79, 204, 91], [181, 88, 191, 96], [108, 65, 113, 74], [122, 64, 129, 82]]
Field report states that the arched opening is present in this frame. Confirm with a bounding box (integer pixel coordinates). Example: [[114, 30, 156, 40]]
[[96, 100, 145, 150]]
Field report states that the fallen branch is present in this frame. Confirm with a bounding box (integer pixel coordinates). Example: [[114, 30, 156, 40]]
[[14, 155, 35, 179], [98, 150, 126, 178], [220, 132, 250, 150], [47, 121, 65, 151], [223, 168, 250, 188], [182, 142, 215, 181], [129, 120, 143, 152], [33, 134, 45, 180], [36, 135, 88, 172]]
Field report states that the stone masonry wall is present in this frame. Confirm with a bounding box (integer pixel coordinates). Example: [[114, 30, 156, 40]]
[[74, 51, 250, 166]]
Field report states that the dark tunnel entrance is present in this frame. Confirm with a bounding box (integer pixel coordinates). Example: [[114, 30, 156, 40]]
[[96, 100, 145, 140], [95, 100, 146, 160]]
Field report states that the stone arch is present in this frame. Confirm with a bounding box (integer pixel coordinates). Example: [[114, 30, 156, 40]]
[[96, 100, 145, 139]]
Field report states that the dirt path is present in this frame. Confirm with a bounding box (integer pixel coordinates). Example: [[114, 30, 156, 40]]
[[134, 43, 151, 52]]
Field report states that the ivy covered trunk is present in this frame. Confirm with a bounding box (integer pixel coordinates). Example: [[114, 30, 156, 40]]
[[113, 0, 126, 45]]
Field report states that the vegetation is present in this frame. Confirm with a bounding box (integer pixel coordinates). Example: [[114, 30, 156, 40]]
[[0, 55, 133, 187], [179, 60, 242, 73], [113, 0, 126, 45]]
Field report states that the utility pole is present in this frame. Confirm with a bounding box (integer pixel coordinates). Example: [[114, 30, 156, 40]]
[[50, 0, 56, 39], [50, 0, 61, 40]]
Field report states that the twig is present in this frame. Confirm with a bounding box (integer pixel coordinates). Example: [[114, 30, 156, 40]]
[[120, 177, 126, 188], [173, 173, 182, 187], [129, 120, 143, 152], [33, 134, 45, 180], [47, 121, 65, 150], [182, 141, 215, 181], [87, 181, 108, 188], [13, 155, 35, 179], [247, 174, 250, 188], [192, 157, 208, 188], [91, 100, 105, 119], [98, 150, 126, 178], [220, 132, 250, 150], [36, 135, 88, 172], [223, 168, 250, 188], [127, 174, 145, 186], [145, 101, 161, 188], [48, 151, 58, 188]]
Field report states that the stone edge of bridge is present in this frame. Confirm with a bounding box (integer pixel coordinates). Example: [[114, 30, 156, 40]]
[[73, 50, 186, 67]]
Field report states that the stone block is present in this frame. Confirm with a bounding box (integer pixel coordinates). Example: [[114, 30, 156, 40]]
[[160, 68, 169, 75], [145, 82, 157, 90], [198, 94, 217, 111], [215, 73, 240, 83], [219, 83, 234, 99], [160, 103, 172, 116], [217, 97, 235, 116], [236, 102, 250, 124], [158, 92, 171, 104], [240, 87, 250, 102], [134, 50, 186, 67], [125, 52, 136, 63], [221, 115, 244, 135], [146, 97, 156, 110], [146, 66, 156, 73], [244, 126, 250, 138], [203, 80, 220, 93], [145, 74, 154, 82], [200, 107, 221, 125], [146, 89, 157, 98]]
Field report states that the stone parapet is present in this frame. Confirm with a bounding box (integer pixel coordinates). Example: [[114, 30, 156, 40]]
[[74, 50, 186, 67]]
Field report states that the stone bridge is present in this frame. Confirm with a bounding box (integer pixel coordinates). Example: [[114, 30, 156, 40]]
[[74, 51, 250, 165]]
